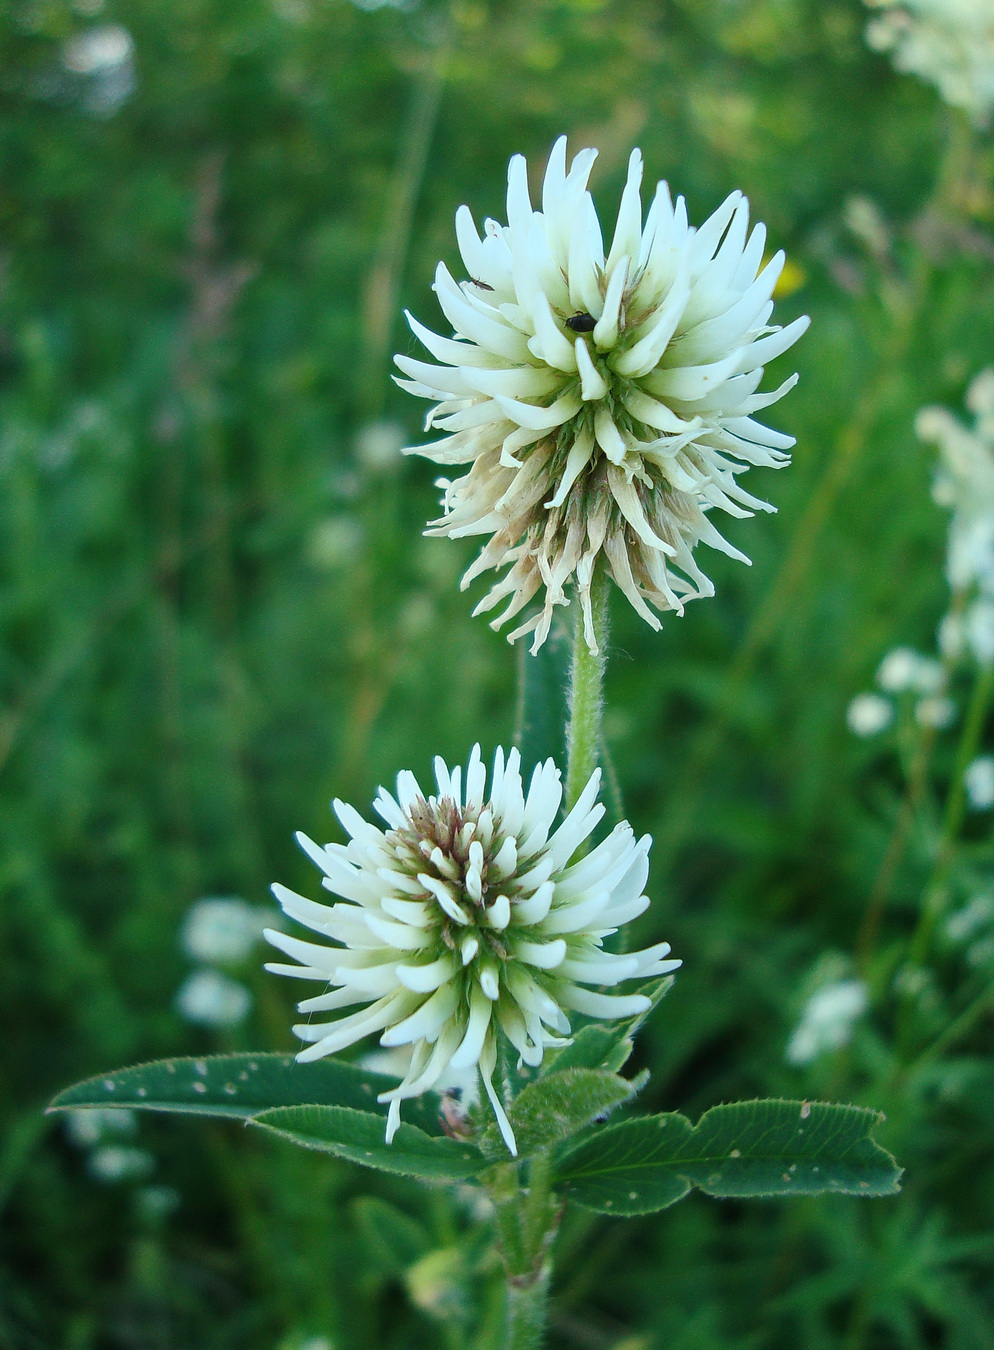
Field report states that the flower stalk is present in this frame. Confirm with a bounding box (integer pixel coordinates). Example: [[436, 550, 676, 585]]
[[485, 1153, 560, 1350], [565, 569, 610, 813], [908, 656, 994, 969]]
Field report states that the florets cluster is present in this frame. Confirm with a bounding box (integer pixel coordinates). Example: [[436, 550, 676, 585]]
[[864, 0, 994, 125], [918, 371, 994, 668], [396, 137, 807, 651], [265, 746, 678, 1152]]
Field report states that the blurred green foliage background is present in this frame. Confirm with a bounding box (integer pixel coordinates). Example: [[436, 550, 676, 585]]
[[3, 0, 994, 1345]]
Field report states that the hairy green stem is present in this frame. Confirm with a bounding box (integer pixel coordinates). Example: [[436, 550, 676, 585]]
[[564, 572, 610, 812], [484, 1152, 560, 1350], [504, 1263, 552, 1350]]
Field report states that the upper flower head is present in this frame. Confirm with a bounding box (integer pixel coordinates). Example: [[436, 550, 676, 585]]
[[395, 137, 808, 652], [264, 745, 679, 1154]]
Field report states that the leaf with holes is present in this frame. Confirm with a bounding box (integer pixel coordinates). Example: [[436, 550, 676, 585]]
[[555, 1099, 902, 1216], [47, 1053, 445, 1136]]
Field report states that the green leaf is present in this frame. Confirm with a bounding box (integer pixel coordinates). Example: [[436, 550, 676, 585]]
[[548, 1025, 634, 1076], [352, 1197, 433, 1276], [250, 1105, 485, 1180], [555, 1099, 902, 1216], [555, 1112, 694, 1214], [678, 1100, 902, 1199], [481, 1068, 637, 1159], [47, 1053, 445, 1136], [545, 976, 675, 1078]]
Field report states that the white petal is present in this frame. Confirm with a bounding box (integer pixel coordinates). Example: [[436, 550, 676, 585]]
[[395, 955, 456, 993], [512, 880, 555, 925], [480, 1039, 517, 1156], [736, 315, 810, 372], [546, 425, 596, 508], [606, 149, 643, 274], [449, 987, 494, 1069], [611, 278, 690, 378], [546, 769, 604, 867], [514, 937, 567, 969], [557, 986, 652, 1018], [575, 337, 609, 400], [593, 256, 628, 351], [379, 981, 460, 1047]]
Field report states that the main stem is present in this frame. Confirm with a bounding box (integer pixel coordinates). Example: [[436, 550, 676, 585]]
[[565, 571, 610, 812], [489, 1152, 559, 1350], [504, 1263, 553, 1350], [492, 581, 611, 1350]]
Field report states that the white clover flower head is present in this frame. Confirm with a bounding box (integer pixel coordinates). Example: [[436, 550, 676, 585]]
[[938, 611, 965, 660], [915, 694, 956, 728], [65, 1107, 137, 1149], [786, 979, 869, 1066], [175, 968, 253, 1028], [60, 24, 136, 117], [181, 896, 268, 965], [355, 419, 406, 474], [395, 138, 808, 652], [62, 23, 134, 74], [918, 375, 994, 602], [846, 692, 893, 737], [965, 598, 994, 665], [264, 745, 679, 1154], [944, 893, 994, 943], [964, 755, 994, 810], [864, 0, 994, 125], [876, 646, 943, 695], [86, 1144, 155, 1184]]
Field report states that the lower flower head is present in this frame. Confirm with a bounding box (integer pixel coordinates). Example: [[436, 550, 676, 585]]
[[265, 745, 679, 1154]]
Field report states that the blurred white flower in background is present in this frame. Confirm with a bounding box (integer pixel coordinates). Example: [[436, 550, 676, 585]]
[[787, 979, 869, 1066], [864, 0, 994, 125], [876, 647, 944, 695], [355, 420, 406, 474], [919, 371, 994, 600], [87, 1145, 155, 1184], [61, 23, 132, 73], [964, 755, 994, 809], [175, 968, 252, 1028], [944, 893, 994, 942], [308, 518, 364, 571], [847, 692, 894, 737], [265, 744, 679, 1152], [65, 1107, 136, 1148], [915, 694, 956, 728], [941, 600, 994, 666], [396, 137, 807, 651], [135, 1185, 181, 1222], [60, 24, 136, 116], [181, 896, 269, 965], [64, 1107, 155, 1187]]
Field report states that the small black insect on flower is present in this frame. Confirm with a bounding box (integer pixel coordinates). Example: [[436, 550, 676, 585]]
[[565, 312, 596, 333]]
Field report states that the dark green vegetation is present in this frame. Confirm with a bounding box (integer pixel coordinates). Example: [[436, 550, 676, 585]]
[[3, 0, 994, 1345]]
